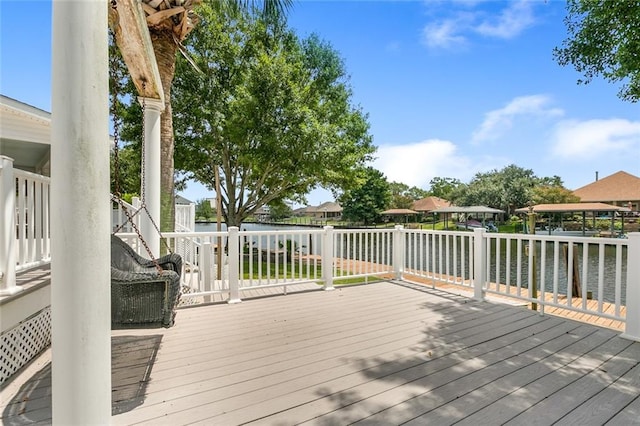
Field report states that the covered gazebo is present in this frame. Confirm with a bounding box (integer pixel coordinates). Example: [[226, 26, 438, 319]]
[[515, 202, 632, 236], [430, 205, 505, 230], [381, 208, 418, 224]]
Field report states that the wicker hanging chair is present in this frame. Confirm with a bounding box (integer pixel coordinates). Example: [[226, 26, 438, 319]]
[[110, 235, 182, 328]]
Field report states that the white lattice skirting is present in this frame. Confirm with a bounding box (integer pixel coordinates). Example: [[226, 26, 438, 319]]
[[0, 307, 51, 384]]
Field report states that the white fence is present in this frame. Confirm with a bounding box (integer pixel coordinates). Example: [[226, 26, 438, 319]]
[[115, 226, 639, 340], [111, 196, 196, 233], [1, 156, 51, 296], [14, 169, 51, 272]]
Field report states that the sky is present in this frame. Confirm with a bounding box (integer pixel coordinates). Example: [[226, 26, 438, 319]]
[[1, 0, 639, 207]]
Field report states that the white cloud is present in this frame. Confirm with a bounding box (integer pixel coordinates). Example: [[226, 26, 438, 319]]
[[422, 19, 467, 49], [551, 119, 640, 160], [370, 139, 504, 188], [472, 95, 564, 143], [474, 0, 536, 39], [422, 0, 538, 50]]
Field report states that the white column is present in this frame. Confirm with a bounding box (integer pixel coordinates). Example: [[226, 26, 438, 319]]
[[51, 1, 111, 424], [622, 232, 640, 342], [0, 156, 19, 295], [138, 97, 164, 257]]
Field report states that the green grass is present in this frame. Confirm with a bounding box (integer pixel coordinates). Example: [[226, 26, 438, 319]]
[[240, 259, 322, 279], [240, 258, 383, 285]]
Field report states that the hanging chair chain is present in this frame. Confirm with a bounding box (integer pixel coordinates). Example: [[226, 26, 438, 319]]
[[109, 26, 170, 271]]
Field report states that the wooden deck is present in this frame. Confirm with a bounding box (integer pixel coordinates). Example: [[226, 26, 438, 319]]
[[2, 281, 640, 425]]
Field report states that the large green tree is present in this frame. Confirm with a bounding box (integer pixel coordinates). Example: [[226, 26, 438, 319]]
[[450, 165, 538, 215], [554, 0, 640, 102], [112, 0, 292, 233], [172, 5, 374, 227], [428, 177, 462, 200], [340, 167, 391, 225], [389, 182, 428, 209]]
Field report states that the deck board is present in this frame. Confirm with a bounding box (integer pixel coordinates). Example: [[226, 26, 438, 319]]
[[2, 280, 639, 425]]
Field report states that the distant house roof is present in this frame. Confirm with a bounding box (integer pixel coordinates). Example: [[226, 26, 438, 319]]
[[515, 203, 631, 214], [313, 201, 342, 213], [573, 171, 640, 203], [175, 194, 193, 205], [412, 196, 451, 212]]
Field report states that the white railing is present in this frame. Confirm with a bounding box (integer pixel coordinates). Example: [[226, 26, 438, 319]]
[[111, 196, 195, 233], [403, 228, 475, 290], [481, 231, 628, 320], [14, 169, 51, 273], [175, 203, 195, 232], [116, 226, 639, 341], [0, 156, 50, 295], [111, 195, 140, 233]]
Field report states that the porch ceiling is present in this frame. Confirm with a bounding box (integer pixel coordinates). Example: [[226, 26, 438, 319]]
[[1, 138, 50, 172]]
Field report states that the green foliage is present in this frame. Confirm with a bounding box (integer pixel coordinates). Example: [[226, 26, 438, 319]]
[[554, 0, 640, 102], [531, 185, 580, 205], [110, 144, 140, 197], [268, 200, 293, 221], [428, 177, 462, 200], [195, 198, 214, 221], [340, 167, 391, 225], [449, 165, 560, 215], [172, 5, 374, 228], [389, 181, 428, 209]]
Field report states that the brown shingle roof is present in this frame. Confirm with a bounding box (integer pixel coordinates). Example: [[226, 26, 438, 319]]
[[412, 196, 451, 212], [573, 171, 640, 202]]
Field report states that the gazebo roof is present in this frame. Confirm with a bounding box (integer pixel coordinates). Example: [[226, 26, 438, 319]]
[[381, 208, 418, 215], [431, 205, 505, 214], [515, 202, 631, 214], [412, 196, 451, 212]]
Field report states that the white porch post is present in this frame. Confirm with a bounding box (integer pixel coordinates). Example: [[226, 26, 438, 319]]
[[0, 155, 19, 295], [138, 97, 163, 257], [51, 1, 111, 424], [322, 226, 334, 291], [473, 228, 486, 301], [393, 225, 404, 280], [622, 232, 640, 342], [228, 226, 241, 303]]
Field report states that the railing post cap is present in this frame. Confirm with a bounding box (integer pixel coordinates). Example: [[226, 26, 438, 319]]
[[323, 225, 334, 231], [473, 227, 486, 234], [394, 225, 404, 230]]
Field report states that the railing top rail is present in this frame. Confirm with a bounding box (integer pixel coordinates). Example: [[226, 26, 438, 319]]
[[485, 231, 629, 246], [110, 193, 137, 211], [239, 229, 325, 237], [13, 168, 51, 183], [402, 228, 475, 237], [333, 228, 395, 235]]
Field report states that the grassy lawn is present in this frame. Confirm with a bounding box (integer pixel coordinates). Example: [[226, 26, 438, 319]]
[[240, 258, 384, 286]]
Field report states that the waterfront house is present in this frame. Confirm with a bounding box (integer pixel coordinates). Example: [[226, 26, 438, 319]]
[[574, 171, 640, 213]]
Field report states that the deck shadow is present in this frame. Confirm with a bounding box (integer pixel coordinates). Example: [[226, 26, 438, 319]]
[[2, 334, 163, 424]]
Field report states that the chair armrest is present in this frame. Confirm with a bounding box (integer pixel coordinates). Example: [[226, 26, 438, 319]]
[[138, 253, 183, 277]]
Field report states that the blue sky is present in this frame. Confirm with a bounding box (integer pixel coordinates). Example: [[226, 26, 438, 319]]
[[1, 0, 639, 206]]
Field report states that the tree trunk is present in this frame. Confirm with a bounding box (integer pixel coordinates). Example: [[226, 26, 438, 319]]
[[150, 29, 177, 232]]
